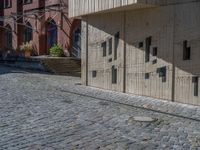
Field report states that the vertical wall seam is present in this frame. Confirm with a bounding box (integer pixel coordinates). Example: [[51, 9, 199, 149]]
[[86, 17, 89, 86], [123, 11, 126, 93]]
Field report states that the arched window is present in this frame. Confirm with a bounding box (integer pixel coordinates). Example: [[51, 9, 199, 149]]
[[47, 19, 57, 49], [5, 24, 12, 49], [24, 22, 33, 43]]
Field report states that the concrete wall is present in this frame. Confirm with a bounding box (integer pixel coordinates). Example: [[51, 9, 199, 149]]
[[85, 12, 125, 92], [125, 7, 174, 101], [69, 0, 155, 17], [173, 3, 200, 105], [69, 0, 196, 17], [82, 1, 200, 105]]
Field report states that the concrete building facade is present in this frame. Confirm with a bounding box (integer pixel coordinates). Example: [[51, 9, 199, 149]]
[[69, 0, 200, 105], [0, 0, 81, 57]]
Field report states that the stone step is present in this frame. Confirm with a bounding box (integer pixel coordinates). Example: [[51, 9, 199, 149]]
[[41, 57, 81, 77]]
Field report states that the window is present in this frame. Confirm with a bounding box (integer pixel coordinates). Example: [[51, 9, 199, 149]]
[[145, 73, 150, 79], [139, 42, 143, 48], [157, 66, 167, 82], [145, 36, 151, 62], [114, 32, 120, 60], [101, 42, 107, 57], [112, 66, 117, 84], [0, 2, 3, 9], [101, 42, 106, 57], [47, 19, 57, 51], [5, 25, 12, 49], [23, 0, 32, 4], [152, 59, 157, 64], [153, 47, 157, 56], [18, 0, 23, 5], [92, 71, 97, 78], [108, 38, 112, 55], [183, 40, 191, 60], [24, 22, 33, 43], [192, 77, 199, 97], [4, 0, 12, 8]]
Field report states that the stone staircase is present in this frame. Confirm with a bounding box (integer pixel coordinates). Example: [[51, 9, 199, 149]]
[[0, 55, 81, 77], [41, 57, 81, 77]]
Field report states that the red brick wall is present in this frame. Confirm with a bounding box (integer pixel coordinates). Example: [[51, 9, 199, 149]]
[[0, 0, 4, 50], [0, 0, 80, 56]]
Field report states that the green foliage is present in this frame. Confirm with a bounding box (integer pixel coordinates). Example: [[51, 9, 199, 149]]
[[49, 44, 64, 57]]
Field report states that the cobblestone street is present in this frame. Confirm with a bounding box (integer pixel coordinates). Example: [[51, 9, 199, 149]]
[[0, 65, 200, 150]]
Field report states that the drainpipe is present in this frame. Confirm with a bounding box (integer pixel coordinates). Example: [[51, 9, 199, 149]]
[[171, 5, 176, 102]]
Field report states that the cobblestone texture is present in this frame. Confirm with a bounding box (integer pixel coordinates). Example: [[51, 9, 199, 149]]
[[0, 65, 200, 150]]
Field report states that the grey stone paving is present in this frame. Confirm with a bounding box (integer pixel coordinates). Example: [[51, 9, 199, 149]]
[[0, 65, 200, 150]]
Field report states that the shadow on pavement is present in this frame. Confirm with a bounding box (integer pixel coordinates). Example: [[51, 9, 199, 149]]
[[0, 64, 51, 75]]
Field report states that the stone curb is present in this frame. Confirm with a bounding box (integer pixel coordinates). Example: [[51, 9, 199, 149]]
[[60, 83, 200, 122]]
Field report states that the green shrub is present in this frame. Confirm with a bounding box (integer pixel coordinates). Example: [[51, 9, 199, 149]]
[[49, 44, 64, 57]]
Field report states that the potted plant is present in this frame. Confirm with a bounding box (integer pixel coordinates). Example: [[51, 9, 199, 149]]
[[20, 41, 33, 58], [49, 44, 64, 57]]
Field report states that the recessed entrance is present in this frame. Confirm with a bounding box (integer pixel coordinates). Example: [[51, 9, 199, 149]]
[[46, 19, 57, 54]]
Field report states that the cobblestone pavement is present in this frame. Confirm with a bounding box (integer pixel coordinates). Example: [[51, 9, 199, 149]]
[[0, 65, 200, 150]]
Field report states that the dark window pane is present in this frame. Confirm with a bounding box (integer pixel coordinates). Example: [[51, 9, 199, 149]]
[[108, 38, 112, 55], [157, 66, 167, 83], [153, 47, 157, 56], [114, 32, 119, 60], [192, 77, 199, 96], [183, 40, 191, 60], [92, 71, 97, 78], [145, 36, 151, 62], [101, 42, 106, 57], [112, 66, 117, 84], [24, 23, 33, 43], [139, 42, 143, 48], [145, 73, 150, 79]]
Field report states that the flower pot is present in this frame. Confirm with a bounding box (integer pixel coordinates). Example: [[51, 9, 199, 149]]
[[25, 51, 31, 58]]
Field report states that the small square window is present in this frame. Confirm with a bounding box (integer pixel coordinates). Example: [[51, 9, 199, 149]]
[[152, 59, 157, 64], [145, 73, 150, 79], [92, 71, 97, 78], [108, 58, 112, 63], [139, 42, 143, 48]]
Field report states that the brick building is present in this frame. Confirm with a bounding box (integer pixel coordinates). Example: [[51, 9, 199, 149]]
[[0, 0, 81, 57], [69, 0, 200, 105]]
